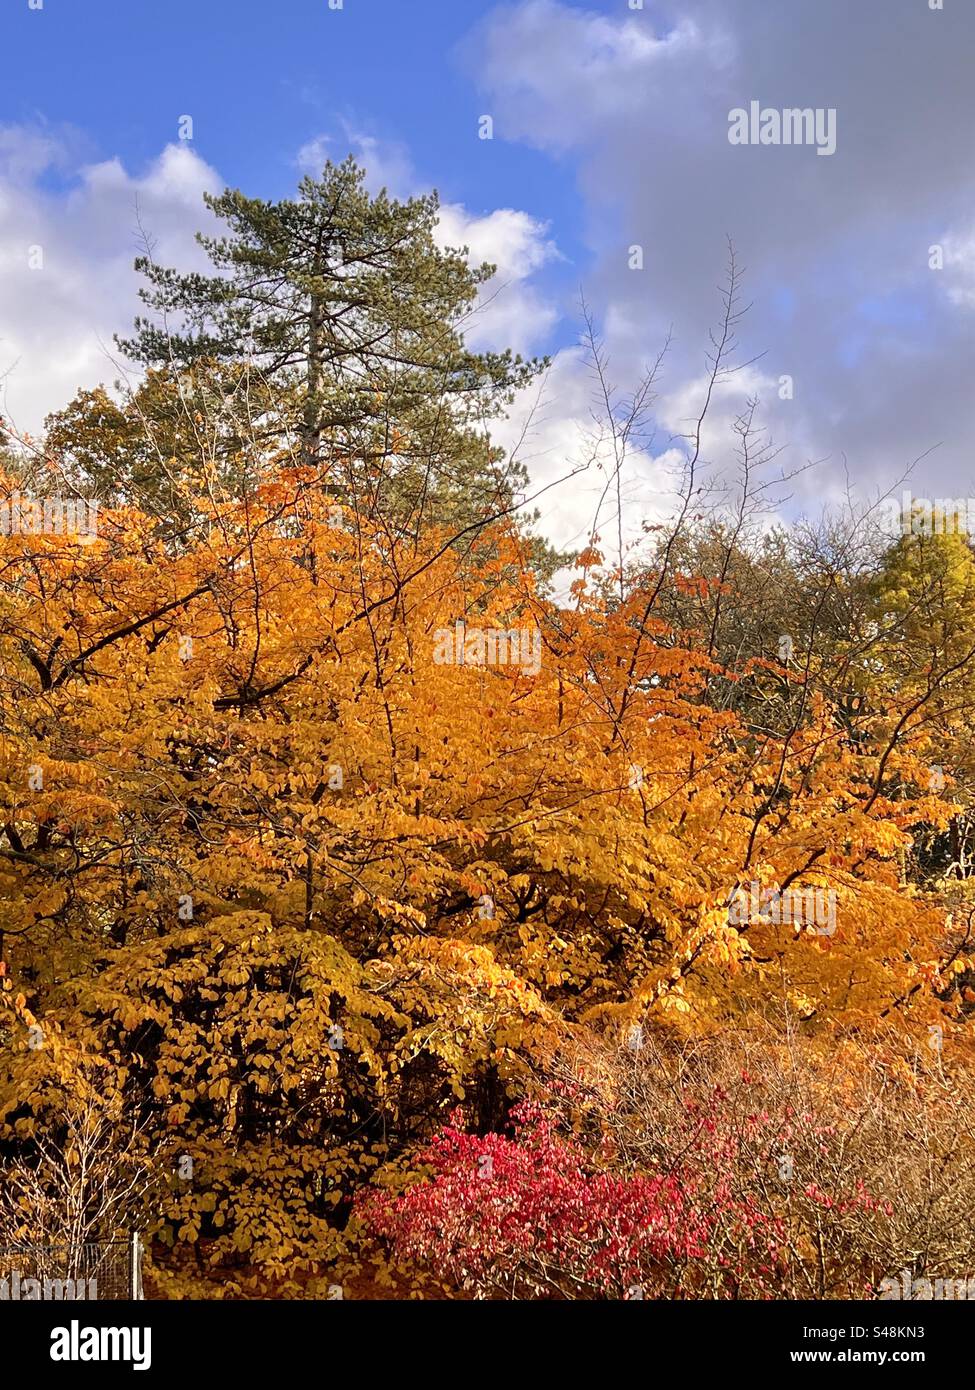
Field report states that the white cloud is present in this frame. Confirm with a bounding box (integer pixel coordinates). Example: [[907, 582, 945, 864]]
[[470, 0, 975, 513], [435, 203, 559, 357], [436, 204, 555, 282], [469, 0, 730, 151], [0, 128, 219, 435]]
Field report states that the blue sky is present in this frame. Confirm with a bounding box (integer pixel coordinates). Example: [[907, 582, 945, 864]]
[[3, 0, 550, 199], [3, 0, 975, 551]]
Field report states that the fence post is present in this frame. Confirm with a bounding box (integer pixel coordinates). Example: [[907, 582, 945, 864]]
[[129, 1230, 144, 1301]]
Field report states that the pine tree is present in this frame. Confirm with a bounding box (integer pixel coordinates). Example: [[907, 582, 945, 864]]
[[115, 157, 544, 539]]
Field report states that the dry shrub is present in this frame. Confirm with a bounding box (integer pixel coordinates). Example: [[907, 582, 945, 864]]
[[544, 1024, 975, 1298]]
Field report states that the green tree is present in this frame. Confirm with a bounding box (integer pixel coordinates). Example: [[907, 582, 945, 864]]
[[115, 157, 543, 539]]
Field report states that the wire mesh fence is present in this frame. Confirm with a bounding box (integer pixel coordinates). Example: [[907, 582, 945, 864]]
[[0, 1233, 143, 1300]]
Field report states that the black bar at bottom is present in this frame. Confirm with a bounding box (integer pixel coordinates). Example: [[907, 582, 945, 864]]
[[0, 1297, 958, 1377]]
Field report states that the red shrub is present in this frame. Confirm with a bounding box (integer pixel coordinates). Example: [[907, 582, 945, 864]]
[[358, 1101, 780, 1298]]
